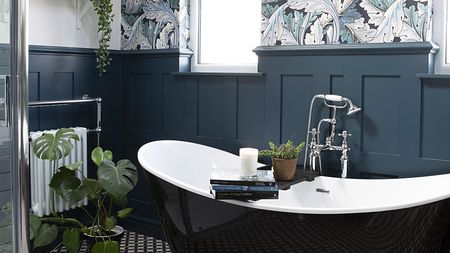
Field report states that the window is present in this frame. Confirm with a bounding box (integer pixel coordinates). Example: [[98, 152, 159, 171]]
[[190, 0, 261, 72], [433, 0, 450, 74]]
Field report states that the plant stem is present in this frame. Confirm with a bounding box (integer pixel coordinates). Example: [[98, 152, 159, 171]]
[[51, 161, 58, 217], [108, 195, 112, 216], [40, 217, 85, 228], [81, 206, 95, 223]]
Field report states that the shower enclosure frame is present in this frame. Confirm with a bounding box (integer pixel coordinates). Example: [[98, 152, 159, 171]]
[[9, 0, 30, 252]]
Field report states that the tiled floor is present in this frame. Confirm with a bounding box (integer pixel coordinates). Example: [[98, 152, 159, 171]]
[[54, 230, 171, 253]]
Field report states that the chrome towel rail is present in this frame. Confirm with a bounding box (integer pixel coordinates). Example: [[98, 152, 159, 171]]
[[29, 94, 102, 146]]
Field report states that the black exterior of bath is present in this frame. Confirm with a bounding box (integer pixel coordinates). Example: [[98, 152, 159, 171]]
[[146, 173, 450, 253]]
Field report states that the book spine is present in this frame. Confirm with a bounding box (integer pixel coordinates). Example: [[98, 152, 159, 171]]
[[209, 180, 276, 187], [211, 184, 278, 192], [213, 191, 278, 200]]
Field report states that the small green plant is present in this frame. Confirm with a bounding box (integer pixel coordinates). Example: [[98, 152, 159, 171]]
[[30, 128, 138, 253], [259, 140, 305, 160]]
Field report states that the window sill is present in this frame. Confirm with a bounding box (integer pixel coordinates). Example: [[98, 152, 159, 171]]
[[170, 72, 265, 77], [417, 74, 450, 79]]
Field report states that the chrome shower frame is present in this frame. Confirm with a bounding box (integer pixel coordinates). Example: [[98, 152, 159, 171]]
[[10, 0, 30, 252]]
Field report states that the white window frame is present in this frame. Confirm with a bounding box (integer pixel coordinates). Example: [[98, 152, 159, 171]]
[[189, 0, 259, 73], [433, 0, 450, 74]]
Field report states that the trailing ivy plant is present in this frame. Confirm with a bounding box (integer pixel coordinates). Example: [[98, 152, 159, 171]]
[[90, 0, 114, 76]]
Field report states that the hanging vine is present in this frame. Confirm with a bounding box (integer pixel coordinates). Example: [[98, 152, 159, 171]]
[[90, 0, 114, 76]]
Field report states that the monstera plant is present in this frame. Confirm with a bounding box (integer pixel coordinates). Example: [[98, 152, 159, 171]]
[[30, 128, 138, 253]]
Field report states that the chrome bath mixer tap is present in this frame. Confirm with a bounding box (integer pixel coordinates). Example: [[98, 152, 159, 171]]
[[303, 94, 361, 178]]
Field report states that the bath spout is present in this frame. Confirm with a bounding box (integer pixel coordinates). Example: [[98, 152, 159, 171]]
[[304, 94, 361, 175]]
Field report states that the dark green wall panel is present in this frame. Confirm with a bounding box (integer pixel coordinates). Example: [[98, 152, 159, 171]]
[[26, 42, 450, 239], [361, 75, 401, 156]]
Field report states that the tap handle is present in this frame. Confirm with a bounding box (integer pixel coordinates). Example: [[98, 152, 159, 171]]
[[338, 130, 351, 139], [338, 131, 351, 147]]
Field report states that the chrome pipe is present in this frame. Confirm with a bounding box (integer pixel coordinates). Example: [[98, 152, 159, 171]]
[[96, 99, 102, 146], [303, 94, 361, 175], [28, 97, 101, 107], [10, 0, 30, 251], [29, 96, 103, 146], [303, 94, 324, 171]]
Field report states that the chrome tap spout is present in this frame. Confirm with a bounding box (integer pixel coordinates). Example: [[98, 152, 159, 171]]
[[303, 94, 361, 178]]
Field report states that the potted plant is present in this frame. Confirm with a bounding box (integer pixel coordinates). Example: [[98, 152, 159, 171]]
[[30, 128, 138, 253], [259, 140, 305, 181]]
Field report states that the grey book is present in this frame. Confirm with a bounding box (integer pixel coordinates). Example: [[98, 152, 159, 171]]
[[210, 167, 276, 186]]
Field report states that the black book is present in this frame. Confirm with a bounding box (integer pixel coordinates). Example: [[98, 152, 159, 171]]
[[209, 185, 279, 200], [210, 167, 276, 186]]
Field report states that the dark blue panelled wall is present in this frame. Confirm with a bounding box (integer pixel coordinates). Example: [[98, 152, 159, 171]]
[[29, 46, 124, 155], [28, 42, 450, 237]]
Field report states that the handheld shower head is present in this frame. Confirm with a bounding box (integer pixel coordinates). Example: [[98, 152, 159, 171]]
[[347, 104, 361, 115], [324, 94, 343, 102], [344, 98, 361, 115]]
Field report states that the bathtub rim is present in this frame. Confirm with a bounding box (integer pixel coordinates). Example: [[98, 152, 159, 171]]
[[138, 140, 450, 215]]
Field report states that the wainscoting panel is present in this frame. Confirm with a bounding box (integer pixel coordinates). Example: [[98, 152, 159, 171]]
[[236, 76, 265, 142], [162, 74, 185, 136], [361, 75, 401, 156], [197, 77, 223, 139], [122, 50, 192, 229], [255, 42, 440, 178], [128, 73, 155, 133], [421, 79, 450, 161], [280, 75, 313, 144], [24, 43, 450, 239]]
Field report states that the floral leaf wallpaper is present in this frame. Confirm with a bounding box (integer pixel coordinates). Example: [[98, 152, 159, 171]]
[[261, 0, 431, 46], [121, 0, 430, 50], [121, 0, 190, 50]]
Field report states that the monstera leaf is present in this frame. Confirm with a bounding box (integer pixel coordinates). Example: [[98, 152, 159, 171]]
[[49, 165, 87, 205], [33, 224, 58, 249], [92, 241, 120, 253], [29, 214, 41, 241], [63, 228, 80, 253], [32, 128, 79, 161], [98, 159, 138, 201]]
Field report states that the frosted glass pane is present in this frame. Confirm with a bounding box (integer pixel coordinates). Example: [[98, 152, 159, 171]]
[[0, 0, 10, 44], [199, 0, 260, 65]]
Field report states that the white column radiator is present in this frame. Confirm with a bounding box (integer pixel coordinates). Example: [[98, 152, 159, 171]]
[[30, 127, 88, 217]]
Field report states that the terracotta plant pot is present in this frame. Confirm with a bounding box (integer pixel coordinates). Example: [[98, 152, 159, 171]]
[[272, 158, 298, 181]]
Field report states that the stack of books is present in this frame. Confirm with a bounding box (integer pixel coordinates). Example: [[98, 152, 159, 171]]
[[209, 168, 278, 200]]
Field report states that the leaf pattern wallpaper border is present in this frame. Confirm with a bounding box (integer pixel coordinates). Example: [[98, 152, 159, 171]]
[[261, 0, 431, 46], [121, 0, 190, 50], [120, 0, 430, 50]]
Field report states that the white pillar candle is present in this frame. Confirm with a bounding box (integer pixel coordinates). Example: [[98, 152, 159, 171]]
[[239, 148, 258, 178]]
